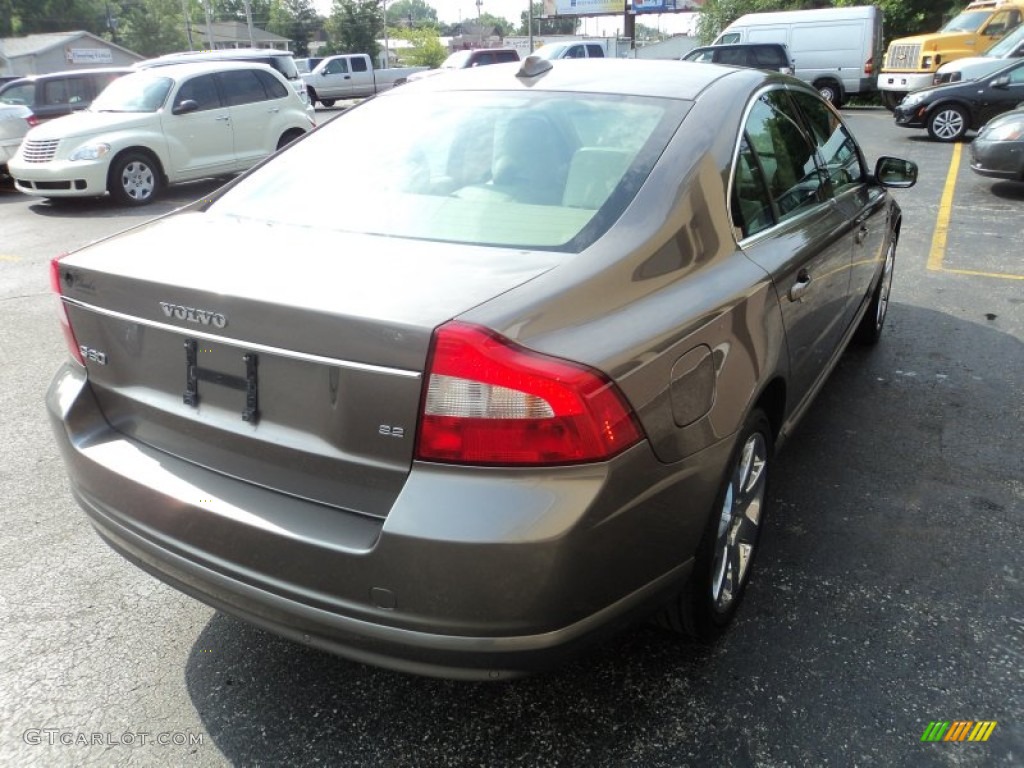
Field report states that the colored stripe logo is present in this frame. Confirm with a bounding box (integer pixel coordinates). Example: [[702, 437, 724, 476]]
[[921, 721, 997, 742]]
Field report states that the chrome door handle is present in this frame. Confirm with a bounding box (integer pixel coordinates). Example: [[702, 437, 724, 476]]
[[855, 225, 868, 245], [789, 270, 811, 302], [215, 115, 230, 122], [268, 107, 280, 113]]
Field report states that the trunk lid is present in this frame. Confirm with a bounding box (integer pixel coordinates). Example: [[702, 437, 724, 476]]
[[59, 212, 560, 517]]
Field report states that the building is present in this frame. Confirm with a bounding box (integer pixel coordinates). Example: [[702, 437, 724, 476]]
[[0, 31, 143, 77], [198, 21, 291, 50]]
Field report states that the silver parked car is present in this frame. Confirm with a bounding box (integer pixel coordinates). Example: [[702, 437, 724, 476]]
[[47, 58, 916, 679]]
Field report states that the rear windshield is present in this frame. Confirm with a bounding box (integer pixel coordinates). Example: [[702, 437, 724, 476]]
[[211, 90, 687, 251]]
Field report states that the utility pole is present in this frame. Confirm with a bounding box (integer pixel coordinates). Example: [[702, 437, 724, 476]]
[[203, 0, 214, 50], [383, 0, 390, 68], [181, 0, 194, 50], [527, 1, 533, 54], [242, 0, 255, 47]]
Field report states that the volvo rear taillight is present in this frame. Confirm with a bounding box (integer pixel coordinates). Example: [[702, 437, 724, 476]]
[[416, 322, 643, 466], [49, 255, 84, 365]]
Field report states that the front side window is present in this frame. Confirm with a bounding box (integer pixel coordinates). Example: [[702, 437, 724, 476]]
[[175, 74, 222, 111], [322, 58, 349, 75], [210, 90, 688, 251], [789, 90, 864, 195], [686, 49, 715, 63]]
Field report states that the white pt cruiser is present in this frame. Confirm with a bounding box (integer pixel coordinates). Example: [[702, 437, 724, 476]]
[[10, 61, 315, 205]]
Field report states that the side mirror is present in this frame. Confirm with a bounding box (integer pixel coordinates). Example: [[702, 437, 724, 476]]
[[173, 99, 199, 115], [874, 156, 918, 189], [992, 75, 1011, 89]]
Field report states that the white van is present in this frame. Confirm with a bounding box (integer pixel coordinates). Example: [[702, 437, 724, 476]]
[[714, 5, 883, 107]]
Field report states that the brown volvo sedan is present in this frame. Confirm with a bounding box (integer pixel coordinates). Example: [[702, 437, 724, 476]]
[[47, 58, 917, 679]]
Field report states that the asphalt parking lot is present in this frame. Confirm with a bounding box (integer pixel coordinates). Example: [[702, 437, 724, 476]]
[[0, 107, 1020, 767]]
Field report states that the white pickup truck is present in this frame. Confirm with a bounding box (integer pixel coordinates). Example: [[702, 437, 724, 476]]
[[301, 54, 427, 106]]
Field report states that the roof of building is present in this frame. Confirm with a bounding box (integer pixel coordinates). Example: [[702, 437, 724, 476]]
[[0, 30, 143, 61], [201, 22, 291, 46]]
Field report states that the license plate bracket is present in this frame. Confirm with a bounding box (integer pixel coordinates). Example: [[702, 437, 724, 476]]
[[183, 338, 260, 423]]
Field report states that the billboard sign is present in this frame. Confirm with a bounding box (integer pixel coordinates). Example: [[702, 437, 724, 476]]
[[543, 0, 624, 16]]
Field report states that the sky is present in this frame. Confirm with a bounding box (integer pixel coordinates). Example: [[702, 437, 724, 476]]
[[312, 1, 699, 36]]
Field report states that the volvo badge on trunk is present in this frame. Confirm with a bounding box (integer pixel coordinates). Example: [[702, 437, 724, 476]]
[[160, 302, 227, 328]]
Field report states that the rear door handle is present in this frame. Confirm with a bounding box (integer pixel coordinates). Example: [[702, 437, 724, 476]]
[[855, 225, 868, 244], [789, 269, 811, 302], [215, 115, 230, 122], [268, 107, 280, 113]]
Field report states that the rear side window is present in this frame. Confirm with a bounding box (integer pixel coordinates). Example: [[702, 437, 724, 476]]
[[268, 55, 299, 80], [351, 57, 368, 73], [254, 69, 288, 99], [474, 53, 495, 66], [42, 77, 90, 106], [717, 48, 750, 67], [217, 70, 268, 106], [753, 47, 786, 69], [496, 51, 519, 63], [175, 74, 222, 111], [586, 45, 604, 58]]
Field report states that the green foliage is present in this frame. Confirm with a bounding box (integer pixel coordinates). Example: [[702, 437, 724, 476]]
[[696, 0, 967, 45], [385, 0, 438, 29], [119, 0, 188, 56], [4, 0, 108, 36], [266, 0, 320, 56], [390, 26, 447, 66], [326, 0, 381, 58]]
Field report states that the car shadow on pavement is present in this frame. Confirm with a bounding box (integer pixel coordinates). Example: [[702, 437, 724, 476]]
[[21, 179, 225, 219], [183, 302, 1023, 767], [986, 179, 1024, 200]]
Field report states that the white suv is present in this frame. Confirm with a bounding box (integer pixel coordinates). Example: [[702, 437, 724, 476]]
[[10, 61, 315, 205]]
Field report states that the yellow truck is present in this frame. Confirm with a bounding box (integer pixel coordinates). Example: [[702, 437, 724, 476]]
[[877, 0, 1024, 109]]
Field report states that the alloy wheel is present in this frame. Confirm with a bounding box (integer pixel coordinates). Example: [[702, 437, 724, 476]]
[[710, 431, 768, 612]]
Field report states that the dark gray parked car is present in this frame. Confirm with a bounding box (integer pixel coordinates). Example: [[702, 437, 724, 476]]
[[47, 58, 916, 679], [970, 107, 1024, 179]]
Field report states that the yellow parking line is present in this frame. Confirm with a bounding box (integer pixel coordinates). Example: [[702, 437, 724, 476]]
[[928, 142, 962, 272], [0, 254, 21, 262], [927, 142, 1024, 280]]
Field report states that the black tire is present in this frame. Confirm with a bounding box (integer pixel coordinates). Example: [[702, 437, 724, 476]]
[[815, 80, 843, 109], [108, 151, 161, 206], [659, 409, 773, 642], [880, 91, 903, 112], [855, 238, 896, 345], [320, 98, 336, 108], [927, 104, 969, 142], [276, 129, 305, 151]]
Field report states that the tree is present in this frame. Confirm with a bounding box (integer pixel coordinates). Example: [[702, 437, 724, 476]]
[[5, 0, 107, 36], [119, 0, 189, 56], [326, 0, 381, 58], [390, 26, 446, 66], [520, 2, 575, 36], [266, 0, 320, 55], [385, 0, 438, 29]]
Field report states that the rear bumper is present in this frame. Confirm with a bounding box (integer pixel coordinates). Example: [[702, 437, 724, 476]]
[[48, 363, 727, 678]]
